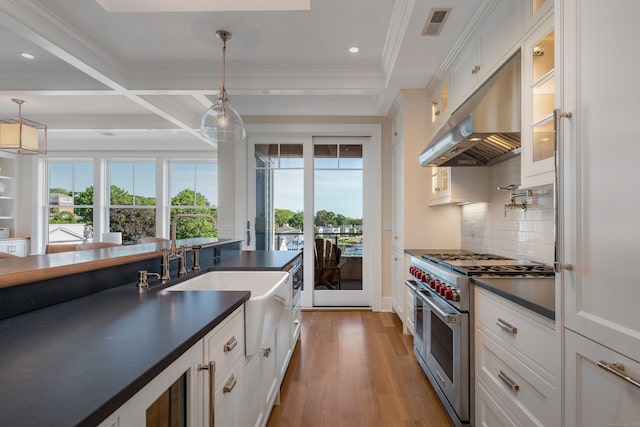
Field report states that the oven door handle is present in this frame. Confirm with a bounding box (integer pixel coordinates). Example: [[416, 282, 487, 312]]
[[404, 279, 419, 292], [418, 290, 461, 324]]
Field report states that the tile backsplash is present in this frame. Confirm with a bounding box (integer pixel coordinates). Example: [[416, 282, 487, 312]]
[[460, 157, 554, 265]]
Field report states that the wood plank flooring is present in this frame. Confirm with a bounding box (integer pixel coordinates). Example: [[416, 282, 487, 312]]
[[267, 310, 455, 427]]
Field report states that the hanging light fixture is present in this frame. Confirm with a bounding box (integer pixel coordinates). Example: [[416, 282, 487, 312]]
[[0, 99, 47, 154], [200, 30, 246, 145]]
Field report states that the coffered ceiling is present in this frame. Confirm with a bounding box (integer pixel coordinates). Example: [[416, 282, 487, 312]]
[[0, 0, 482, 150]]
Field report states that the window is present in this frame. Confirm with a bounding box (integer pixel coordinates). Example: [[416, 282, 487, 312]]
[[108, 161, 156, 244], [169, 162, 218, 239], [47, 161, 94, 245]]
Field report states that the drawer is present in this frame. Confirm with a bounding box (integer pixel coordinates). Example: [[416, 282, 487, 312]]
[[205, 305, 244, 390], [476, 327, 559, 427], [476, 378, 518, 427], [214, 358, 244, 427], [475, 287, 558, 378]]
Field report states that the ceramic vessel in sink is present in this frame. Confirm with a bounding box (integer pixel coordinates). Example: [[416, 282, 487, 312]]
[[166, 271, 290, 355]]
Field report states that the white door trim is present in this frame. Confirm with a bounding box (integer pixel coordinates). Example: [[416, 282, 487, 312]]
[[245, 123, 382, 311]]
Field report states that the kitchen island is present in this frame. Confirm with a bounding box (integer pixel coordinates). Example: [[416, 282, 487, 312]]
[[0, 244, 302, 426]]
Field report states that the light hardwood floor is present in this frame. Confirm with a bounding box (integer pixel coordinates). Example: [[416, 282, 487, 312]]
[[267, 310, 455, 427]]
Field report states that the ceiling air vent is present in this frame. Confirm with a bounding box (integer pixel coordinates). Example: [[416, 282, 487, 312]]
[[421, 8, 452, 36]]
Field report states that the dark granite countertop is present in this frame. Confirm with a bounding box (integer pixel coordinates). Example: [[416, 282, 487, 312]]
[[471, 276, 556, 320], [212, 250, 301, 271]]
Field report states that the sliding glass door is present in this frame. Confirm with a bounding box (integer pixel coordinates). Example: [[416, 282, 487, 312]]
[[249, 133, 376, 308]]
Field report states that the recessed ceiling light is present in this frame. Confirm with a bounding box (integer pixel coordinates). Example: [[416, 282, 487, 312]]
[[21, 52, 35, 59], [349, 46, 360, 54]]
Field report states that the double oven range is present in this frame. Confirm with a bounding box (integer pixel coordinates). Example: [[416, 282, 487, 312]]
[[405, 251, 554, 427]]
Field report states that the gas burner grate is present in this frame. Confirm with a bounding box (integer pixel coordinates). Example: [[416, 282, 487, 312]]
[[457, 264, 555, 276], [422, 253, 510, 262]]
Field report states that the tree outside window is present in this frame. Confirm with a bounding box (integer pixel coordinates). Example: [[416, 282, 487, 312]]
[[169, 162, 218, 239]]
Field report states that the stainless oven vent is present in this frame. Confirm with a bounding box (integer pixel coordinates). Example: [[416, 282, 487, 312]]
[[420, 51, 521, 167]]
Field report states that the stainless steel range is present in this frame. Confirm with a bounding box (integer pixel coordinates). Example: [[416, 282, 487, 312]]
[[405, 251, 553, 427]]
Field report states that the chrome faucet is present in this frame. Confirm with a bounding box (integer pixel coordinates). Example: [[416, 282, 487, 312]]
[[170, 213, 217, 256]]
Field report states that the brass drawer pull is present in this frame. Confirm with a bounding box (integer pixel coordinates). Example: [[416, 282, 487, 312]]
[[224, 336, 237, 352], [198, 362, 216, 427], [598, 360, 640, 389], [496, 318, 517, 335], [498, 370, 520, 391], [223, 374, 237, 393]]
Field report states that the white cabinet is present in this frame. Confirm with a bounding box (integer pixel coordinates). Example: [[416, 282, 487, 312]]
[[429, 167, 489, 205], [97, 338, 204, 427], [565, 329, 640, 427], [203, 305, 245, 425], [450, 0, 522, 107], [430, 81, 449, 125], [0, 238, 28, 257], [559, 0, 640, 370], [521, 11, 555, 188], [475, 287, 560, 426], [98, 306, 245, 427], [391, 249, 404, 321]]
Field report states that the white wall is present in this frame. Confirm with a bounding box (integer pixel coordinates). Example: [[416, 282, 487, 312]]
[[460, 156, 554, 264]]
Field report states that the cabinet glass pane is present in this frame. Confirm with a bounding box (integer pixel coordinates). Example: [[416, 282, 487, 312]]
[[441, 84, 448, 114], [532, 0, 547, 15], [533, 76, 555, 123], [146, 372, 187, 427], [431, 99, 439, 123], [532, 31, 554, 81], [440, 169, 448, 192], [532, 118, 554, 162]]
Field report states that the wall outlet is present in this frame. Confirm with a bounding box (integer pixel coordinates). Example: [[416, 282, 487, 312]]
[[382, 221, 392, 231]]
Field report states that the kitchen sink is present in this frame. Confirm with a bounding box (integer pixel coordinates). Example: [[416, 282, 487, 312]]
[[165, 271, 290, 355]]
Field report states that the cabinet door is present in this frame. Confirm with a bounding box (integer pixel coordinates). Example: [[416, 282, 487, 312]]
[[391, 249, 403, 318], [521, 13, 555, 187], [561, 0, 640, 360], [450, 42, 479, 107], [391, 129, 403, 250], [478, 0, 522, 82], [565, 329, 640, 427]]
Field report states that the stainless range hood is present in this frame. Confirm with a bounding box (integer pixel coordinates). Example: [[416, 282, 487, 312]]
[[420, 51, 521, 167]]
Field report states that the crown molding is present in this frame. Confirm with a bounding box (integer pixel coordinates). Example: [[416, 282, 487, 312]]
[[380, 0, 414, 86]]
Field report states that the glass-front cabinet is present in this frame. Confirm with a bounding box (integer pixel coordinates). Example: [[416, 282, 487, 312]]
[[521, 12, 555, 188]]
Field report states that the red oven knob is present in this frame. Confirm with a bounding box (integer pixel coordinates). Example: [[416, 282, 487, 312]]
[[444, 289, 454, 300], [435, 283, 443, 293], [439, 286, 448, 296], [409, 266, 416, 276], [429, 279, 437, 289]]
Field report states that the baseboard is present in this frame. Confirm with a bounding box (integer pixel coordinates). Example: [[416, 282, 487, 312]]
[[380, 296, 393, 312]]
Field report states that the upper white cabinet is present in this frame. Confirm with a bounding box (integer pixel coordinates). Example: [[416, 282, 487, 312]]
[[429, 167, 489, 206], [430, 81, 449, 125], [521, 11, 555, 188], [450, 0, 523, 107], [525, 0, 553, 32], [560, 0, 640, 422]]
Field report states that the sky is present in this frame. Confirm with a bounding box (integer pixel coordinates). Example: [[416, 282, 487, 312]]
[[273, 169, 363, 219]]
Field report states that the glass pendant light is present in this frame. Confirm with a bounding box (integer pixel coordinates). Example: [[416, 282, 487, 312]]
[[200, 30, 246, 144]]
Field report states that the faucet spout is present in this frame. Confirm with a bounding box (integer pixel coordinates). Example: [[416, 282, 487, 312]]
[[170, 213, 217, 256]]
